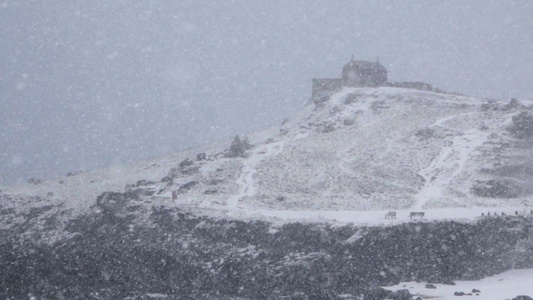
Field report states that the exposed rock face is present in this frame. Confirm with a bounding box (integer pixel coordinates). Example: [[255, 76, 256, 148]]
[[96, 192, 128, 217]]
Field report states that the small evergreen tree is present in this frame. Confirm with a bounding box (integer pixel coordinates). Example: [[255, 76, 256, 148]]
[[225, 135, 252, 158], [508, 112, 533, 140]]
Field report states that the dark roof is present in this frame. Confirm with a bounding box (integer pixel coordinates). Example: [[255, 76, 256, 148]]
[[343, 59, 386, 71]]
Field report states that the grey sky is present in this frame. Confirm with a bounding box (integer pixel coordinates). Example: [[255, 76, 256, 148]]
[[1, 0, 532, 186]]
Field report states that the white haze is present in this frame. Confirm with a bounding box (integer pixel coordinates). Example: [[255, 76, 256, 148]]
[[0, 0, 532, 186]]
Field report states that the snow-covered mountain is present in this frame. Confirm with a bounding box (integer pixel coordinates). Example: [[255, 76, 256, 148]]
[[2, 87, 533, 230], [3, 87, 533, 299]]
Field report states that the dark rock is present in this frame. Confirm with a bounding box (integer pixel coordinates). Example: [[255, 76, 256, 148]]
[[27, 178, 43, 185], [472, 289, 480, 293], [416, 128, 435, 140], [179, 158, 194, 168], [208, 179, 223, 185], [344, 118, 355, 126], [136, 180, 155, 187], [196, 153, 207, 160], [204, 189, 217, 195], [314, 95, 330, 105], [58, 180, 64, 184], [425, 283, 437, 289], [502, 98, 522, 111], [276, 196, 286, 201], [454, 291, 465, 296], [125, 183, 136, 192], [322, 123, 336, 133], [96, 192, 128, 217], [161, 164, 200, 183], [344, 93, 357, 104], [513, 296, 533, 300], [179, 181, 199, 191]]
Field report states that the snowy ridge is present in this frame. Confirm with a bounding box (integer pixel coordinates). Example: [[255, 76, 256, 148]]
[[2, 87, 533, 227]]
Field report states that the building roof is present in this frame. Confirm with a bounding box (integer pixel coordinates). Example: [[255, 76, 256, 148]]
[[343, 59, 387, 72]]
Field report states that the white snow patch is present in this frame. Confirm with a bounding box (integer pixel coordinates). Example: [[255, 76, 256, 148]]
[[385, 268, 533, 300]]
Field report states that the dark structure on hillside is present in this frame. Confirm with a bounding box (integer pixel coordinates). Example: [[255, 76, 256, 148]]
[[312, 56, 387, 97], [312, 56, 446, 98]]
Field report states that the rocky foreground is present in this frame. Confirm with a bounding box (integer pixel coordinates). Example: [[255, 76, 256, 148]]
[[1, 192, 533, 299]]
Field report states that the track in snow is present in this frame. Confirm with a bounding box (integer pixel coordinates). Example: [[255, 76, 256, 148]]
[[226, 141, 285, 210], [412, 112, 488, 210]]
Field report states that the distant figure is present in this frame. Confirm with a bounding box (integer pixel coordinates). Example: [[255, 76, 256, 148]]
[[172, 191, 177, 201]]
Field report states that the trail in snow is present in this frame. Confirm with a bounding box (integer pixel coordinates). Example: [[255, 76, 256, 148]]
[[412, 129, 490, 210], [237, 206, 528, 226], [226, 141, 285, 210], [412, 111, 516, 210], [412, 111, 489, 210]]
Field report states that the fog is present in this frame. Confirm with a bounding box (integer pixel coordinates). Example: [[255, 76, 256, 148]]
[[1, 0, 532, 186]]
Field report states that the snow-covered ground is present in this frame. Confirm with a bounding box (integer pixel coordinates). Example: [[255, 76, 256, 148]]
[[2, 87, 533, 227], [385, 268, 533, 300], [225, 206, 532, 226]]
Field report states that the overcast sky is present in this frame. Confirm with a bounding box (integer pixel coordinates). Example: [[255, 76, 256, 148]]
[[1, 0, 532, 186]]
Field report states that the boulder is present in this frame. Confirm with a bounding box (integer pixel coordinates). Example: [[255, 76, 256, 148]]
[[136, 180, 155, 187], [204, 189, 217, 195], [179, 158, 194, 168], [196, 153, 207, 160], [472, 289, 480, 293], [425, 283, 437, 289], [343, 118, 355, 126], [512, 296, 533, 300], [454, 291, 465, 296], [96, 192, 128, 217], [179, 181, 199, 191]]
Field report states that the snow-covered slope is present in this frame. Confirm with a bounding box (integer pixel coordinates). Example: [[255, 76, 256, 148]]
[[2, 87, 533, 227]]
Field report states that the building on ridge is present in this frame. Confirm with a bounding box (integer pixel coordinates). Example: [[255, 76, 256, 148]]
[[312, 56, 387, 98]]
